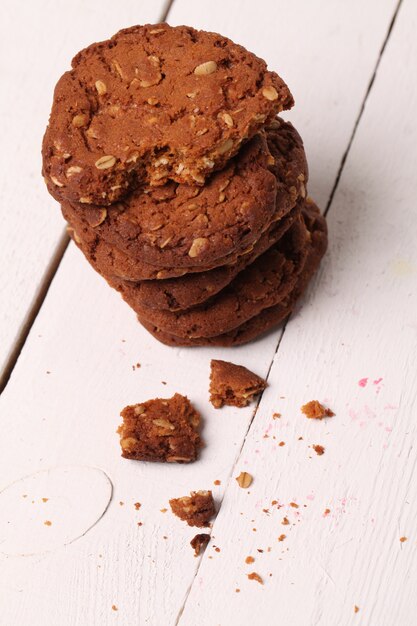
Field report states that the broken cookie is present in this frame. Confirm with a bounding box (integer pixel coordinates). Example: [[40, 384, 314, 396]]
[[301, 400, 334, 419], [190, 533, 211, 556], [169, 490, 215, 527], [118, 393, 201, 462], [209, 359, 267, 408]]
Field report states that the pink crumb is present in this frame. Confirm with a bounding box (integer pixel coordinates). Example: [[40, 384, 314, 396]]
[[306, 493, 315, 501], [373, 378, 383, 385], [358, 378, 368, 388], [349, 409, 360, 421]]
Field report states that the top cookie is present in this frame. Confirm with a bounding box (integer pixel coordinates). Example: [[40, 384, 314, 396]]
[[42, 24, 293, 205]]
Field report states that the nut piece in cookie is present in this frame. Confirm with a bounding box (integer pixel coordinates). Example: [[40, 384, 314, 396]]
[[169, 490, 215, 527], [190, 533, 211, 556], [209, 359, 267, 408], [118, 393, 201, 462], [301, 400, 334, 420]]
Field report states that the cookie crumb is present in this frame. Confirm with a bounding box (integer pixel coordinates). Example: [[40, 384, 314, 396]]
[[44, 520, 52, 526], [272, 412, 281, 419], [134, 502, 141, 510], [160, 508, 168, 513], [209, 360, 266, 408], [278, 441, 285, 447], [190, 533, 210, 556], [400, 536, 407, 543], [119, 501, 124, 506], [281, 517, 290, 525], [289, 502, 298, 508], [247, 572, 263, 584], [301, 400, 334, 419], [354, 606, 360, 613], [323, 508, 331, 517], [170, 491, 215, 527], [312, 444, 325, 456], [214, 479, 221, 486], [112, 605, 118, 611], [236, 472, 253, 488], [278, 534, 286, 542], [235, 588, 240, 593], [245, 556, 255, 564], [42, 498, 49, 503]]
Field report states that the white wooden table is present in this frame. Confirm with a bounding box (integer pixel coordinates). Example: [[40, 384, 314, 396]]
[[1, 1, 416, 624]]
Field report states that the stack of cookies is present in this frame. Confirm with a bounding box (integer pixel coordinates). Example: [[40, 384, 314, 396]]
[[42, 24, 327, 346]]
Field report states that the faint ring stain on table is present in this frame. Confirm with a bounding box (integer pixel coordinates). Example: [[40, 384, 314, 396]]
[[0, 466, 113, 556]]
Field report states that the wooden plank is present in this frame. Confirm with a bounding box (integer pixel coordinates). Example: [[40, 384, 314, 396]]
[[168, 0, 396, 210], [0, 0, 168, 385], [0, 1, 400, 624], [178, 1, 417, 624]]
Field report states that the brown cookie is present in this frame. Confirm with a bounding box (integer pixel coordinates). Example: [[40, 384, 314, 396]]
[[43, 24, 293, 205], [118, 393, 201, 463], [124, 209, 311, 339], [209, 360, 267, 408], [138, 201, 328, 346], [76, 203, 301, 311], [61, 118, 307, 273]]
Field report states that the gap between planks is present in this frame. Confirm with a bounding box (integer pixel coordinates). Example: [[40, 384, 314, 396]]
[[0, 229, 69, 394], [324, 0, 403, 217], [0, 0, 175, 396], [173, 1, 405, 623]]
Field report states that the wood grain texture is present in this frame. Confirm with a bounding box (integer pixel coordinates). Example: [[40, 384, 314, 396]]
[[0, 0, 407, 624], [0, 0, 168, 384], [168, 0, 396, 210], [178, 1, 417, 624]]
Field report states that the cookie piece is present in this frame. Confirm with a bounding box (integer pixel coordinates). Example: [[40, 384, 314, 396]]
[[209, 360, 267, 408], [190, 533, 211, 556], [43, 24, 293, 205], [118, 393, 201, 462], [301, 400, 335, 419], [61, 118, 306, 273], [139, 200, 328, 346], [128, 211, 310, 338], [169, 491, 215, 528]]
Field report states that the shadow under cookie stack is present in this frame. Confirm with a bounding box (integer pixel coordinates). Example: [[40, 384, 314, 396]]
[[42, 24, 328, 346]]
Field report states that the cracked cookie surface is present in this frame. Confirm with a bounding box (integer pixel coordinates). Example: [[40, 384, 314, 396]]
[[138, 200, 328, 346], [63, 118, 307, 275], [126, 210, 311, 338], [43, 24, 293, 205], [73, 203, 300, 310]]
